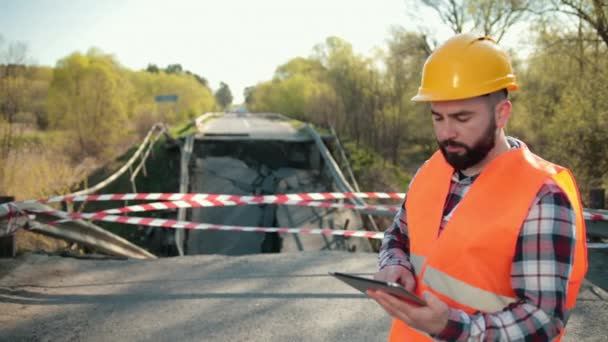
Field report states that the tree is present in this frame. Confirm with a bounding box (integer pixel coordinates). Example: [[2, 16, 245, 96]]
[[274, 57, 326, 81], [24, 66, 53, 129], [244, 86, 255, 106], [47, 49, 131, 158], [383, 28, 434, 165], [0, 37, 29, 159], [420, 0, 468, 33], [129, 67, 216, 125], [549, 0, 608, 48], [186, 70, 209, 88], [312, 36, 381, 146], [165, 64, 183, 74], [215, 82, 233, 109], [146, 63, 159, 73], [417, 0, 533, 42], [513, 26, 608, 197]]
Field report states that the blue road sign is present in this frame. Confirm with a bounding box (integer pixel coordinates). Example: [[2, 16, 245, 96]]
[[155, 94, 179, 102]]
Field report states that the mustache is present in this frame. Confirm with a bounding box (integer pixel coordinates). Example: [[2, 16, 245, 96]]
[[439, 140, 469, 149]]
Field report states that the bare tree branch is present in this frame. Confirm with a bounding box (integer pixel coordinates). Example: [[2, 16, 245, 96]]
[[418, 0, 531, 42], [554, 0, 608, 47]]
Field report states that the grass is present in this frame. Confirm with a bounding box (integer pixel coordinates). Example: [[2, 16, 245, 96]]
[[1, 144, 90, 201], [11, 130, 69, 150], [3, 124, 183, 254], [1, 130, 94, 255]]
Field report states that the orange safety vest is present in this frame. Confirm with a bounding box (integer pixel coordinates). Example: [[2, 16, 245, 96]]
[[389, 147, 588, 341]]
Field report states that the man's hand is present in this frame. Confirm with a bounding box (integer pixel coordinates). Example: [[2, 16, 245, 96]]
[[367, 290, 449, 335], [373, 265, 416, 292]]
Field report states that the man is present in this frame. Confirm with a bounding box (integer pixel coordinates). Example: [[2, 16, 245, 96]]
[[367, 33, 588, 341]]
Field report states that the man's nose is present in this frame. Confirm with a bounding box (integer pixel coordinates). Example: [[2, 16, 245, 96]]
[[436, 120, 458, 141]]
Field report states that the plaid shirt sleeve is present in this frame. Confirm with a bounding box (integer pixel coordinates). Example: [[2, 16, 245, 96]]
[[378, 167, 424, 272], [434, 179, 576, 341], [377, 199, 414, 272]]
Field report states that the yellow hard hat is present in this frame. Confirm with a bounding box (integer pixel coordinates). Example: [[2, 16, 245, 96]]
[[411, 33, 518, 102]]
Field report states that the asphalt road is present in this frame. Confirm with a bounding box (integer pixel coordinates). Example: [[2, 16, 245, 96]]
[[199, 113, 309, 141], [1, 252, 606, 341]]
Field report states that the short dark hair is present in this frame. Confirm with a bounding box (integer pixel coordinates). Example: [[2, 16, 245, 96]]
[[482, 88, 508, 110]]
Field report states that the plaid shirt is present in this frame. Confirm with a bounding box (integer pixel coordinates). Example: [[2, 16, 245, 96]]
[[378, 139, 576, 341]]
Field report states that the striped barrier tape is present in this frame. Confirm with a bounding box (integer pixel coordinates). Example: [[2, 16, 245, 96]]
[[17, 192, 406, 205], [3, 195, 607, 246], [67, 199, 398, 218], [19, 208, 608, 248], [18, 193, 403, 225], [586, 212, 608, 221], [45, 211, 386, 240], [104, 199, 608, 221], [13, 191, 608, 221]]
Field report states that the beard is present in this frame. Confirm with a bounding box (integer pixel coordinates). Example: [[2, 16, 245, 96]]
[[438, 117, 497, 171]]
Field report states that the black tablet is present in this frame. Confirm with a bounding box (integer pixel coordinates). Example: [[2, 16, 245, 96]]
[[329, 271, 427, 306]]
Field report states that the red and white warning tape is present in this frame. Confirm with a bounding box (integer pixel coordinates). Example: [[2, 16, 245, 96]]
[[16, 191, 608, 221], [51, 212, 385, 240], [4, 193, 608, 248], [18, 192, 406, 205], [28, 208, 608, 248], [585, 211, 608, 221], [81, 199, 398, 217], [2, 192, 608, 246]]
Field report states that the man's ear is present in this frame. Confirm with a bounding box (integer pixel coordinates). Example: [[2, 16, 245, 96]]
[[495, 100, 512, 129]]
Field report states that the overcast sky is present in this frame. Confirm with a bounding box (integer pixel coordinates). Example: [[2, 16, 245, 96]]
[[1, 0, 519, 104]]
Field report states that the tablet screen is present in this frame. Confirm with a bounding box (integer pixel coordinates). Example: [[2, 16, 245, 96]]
[[329, 271, 427, 306]]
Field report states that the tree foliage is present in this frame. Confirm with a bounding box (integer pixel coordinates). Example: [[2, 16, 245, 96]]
[[47, 49, 131, 157], [0, 37, 30, 159], [45, 50, 216, 158], [215, 82, 233, 109], [248, 33, 434, 176], [130, 67, 216, 126], [247, 3, 608, 198], [549, 0, 608, 48], [512, 23, 608, 196], [0, 40, 218, 201]]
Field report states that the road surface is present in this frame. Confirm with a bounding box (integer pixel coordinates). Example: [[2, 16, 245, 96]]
[[197, 113, 310, 141], [1, 252, 606, 341]]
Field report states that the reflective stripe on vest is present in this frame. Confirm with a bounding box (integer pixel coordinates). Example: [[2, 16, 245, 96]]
[[411, 253, 517, 312], [422, 265, 518, 312]]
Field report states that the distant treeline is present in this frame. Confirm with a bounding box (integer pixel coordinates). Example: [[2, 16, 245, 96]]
[[246, 1, 608, 201], [0, 44, 219, 199], [0, 48, 217, 158]]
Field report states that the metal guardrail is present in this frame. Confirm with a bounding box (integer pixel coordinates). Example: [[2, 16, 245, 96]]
[[305, 124, 381, 232], [175, 134, 195, 256], [329, 125, 361, 193], [2, 202, 155, 259], [587, 222, 608, 239]]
